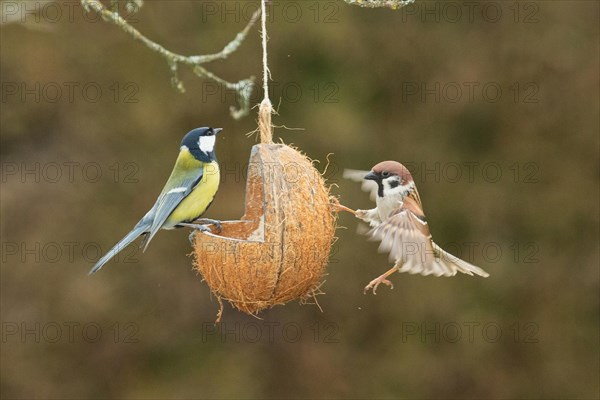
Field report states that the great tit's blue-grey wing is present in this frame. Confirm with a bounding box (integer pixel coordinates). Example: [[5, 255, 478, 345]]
[[343, 169, 378, 201], [89, 223, 148, 274], [141, 166, 205, 250]]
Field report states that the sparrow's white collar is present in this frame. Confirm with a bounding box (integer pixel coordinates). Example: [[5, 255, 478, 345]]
[[383, 179, 414, 198]]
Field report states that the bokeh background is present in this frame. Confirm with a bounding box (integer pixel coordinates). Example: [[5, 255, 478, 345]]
[[1, 1, 599, 398]]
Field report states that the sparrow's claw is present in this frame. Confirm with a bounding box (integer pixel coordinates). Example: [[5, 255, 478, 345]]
[[355, 209, 367, 219], [364, 276, 394, 295]]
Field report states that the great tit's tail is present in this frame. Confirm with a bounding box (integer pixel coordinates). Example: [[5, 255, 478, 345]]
[[89, 225, 148, 274]]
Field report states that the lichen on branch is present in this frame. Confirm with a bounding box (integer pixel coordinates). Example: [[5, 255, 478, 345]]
[[343, 0, 415, 9], [80, 0, 260, 119]]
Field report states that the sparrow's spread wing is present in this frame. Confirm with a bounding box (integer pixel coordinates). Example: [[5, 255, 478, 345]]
[[343, 169, 378, 201], [370, 197, 437, 268], [370, 191, 489, 277]]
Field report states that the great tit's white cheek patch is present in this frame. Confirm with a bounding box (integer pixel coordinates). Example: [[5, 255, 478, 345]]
[[199, 135, 215, 153]]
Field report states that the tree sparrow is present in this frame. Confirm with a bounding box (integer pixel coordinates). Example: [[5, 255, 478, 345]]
[[342, 161, 489, 294]]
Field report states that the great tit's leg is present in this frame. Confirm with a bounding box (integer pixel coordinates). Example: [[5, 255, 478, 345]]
[[179, 223, 212, 244], [364, 267, 397, 295], [186, 228, 210, 244], [192, 218, 222, 233], [177, 223, 212, 232]]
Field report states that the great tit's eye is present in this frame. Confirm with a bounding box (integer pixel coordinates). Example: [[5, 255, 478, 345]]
[[382, 171, 390, 178]]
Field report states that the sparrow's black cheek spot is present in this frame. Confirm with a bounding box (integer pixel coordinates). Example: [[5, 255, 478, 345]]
[[389, 180, 400, 189]]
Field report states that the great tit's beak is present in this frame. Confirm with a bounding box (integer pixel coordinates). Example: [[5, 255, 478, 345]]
[[214, 128, 223, 134], [364, 171, 378, 181]]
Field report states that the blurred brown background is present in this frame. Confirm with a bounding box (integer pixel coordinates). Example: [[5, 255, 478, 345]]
[[1, 1, 598, 399]]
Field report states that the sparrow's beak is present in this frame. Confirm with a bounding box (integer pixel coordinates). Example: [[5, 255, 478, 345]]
[[214, 128, 223, 134], [364, 171, 378, 181]]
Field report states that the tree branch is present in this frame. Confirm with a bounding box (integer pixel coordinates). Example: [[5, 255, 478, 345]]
[[80, 0, 260, 119]]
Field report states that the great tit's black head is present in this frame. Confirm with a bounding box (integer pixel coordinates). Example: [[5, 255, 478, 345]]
[[180, 127, 222, 161]]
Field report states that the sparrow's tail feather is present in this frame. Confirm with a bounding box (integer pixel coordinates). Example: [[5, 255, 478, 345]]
[[397, 257, 455, 277], [89, 225, 148, 274], [431, 242, 490, 278], [431, 259, 452, 277]]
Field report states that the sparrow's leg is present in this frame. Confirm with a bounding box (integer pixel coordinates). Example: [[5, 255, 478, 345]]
[[191, 218, 222, 233], [330, 198, 356, 214], [364, 267, 397, 295], [332, 203, 356, 215]]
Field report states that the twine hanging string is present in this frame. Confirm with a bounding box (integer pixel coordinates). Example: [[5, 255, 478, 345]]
[[258, 0, 273, 144]]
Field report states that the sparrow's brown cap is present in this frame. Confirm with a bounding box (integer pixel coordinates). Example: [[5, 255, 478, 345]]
[[371, 161, 413, 183]]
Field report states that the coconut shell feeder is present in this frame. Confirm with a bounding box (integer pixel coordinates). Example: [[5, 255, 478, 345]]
[[192, 132, 336, 319], [191, 1, 341, 321], [191, 1, 342, 320]]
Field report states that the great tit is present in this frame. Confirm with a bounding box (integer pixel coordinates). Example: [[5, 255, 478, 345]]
[[89, 127, 222, 274]]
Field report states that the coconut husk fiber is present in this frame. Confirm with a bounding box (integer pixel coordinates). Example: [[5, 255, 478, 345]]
[[192, 143, 336, 319]]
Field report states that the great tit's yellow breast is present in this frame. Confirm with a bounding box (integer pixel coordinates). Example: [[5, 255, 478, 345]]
[[167, 160, 220, 223]]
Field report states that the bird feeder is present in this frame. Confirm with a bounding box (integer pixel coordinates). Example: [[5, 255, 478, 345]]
[[192, 104, 336, 319], [192, 2, 336, 320]]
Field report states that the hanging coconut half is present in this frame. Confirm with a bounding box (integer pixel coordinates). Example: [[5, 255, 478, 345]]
[[192, 143, 336, 318]]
